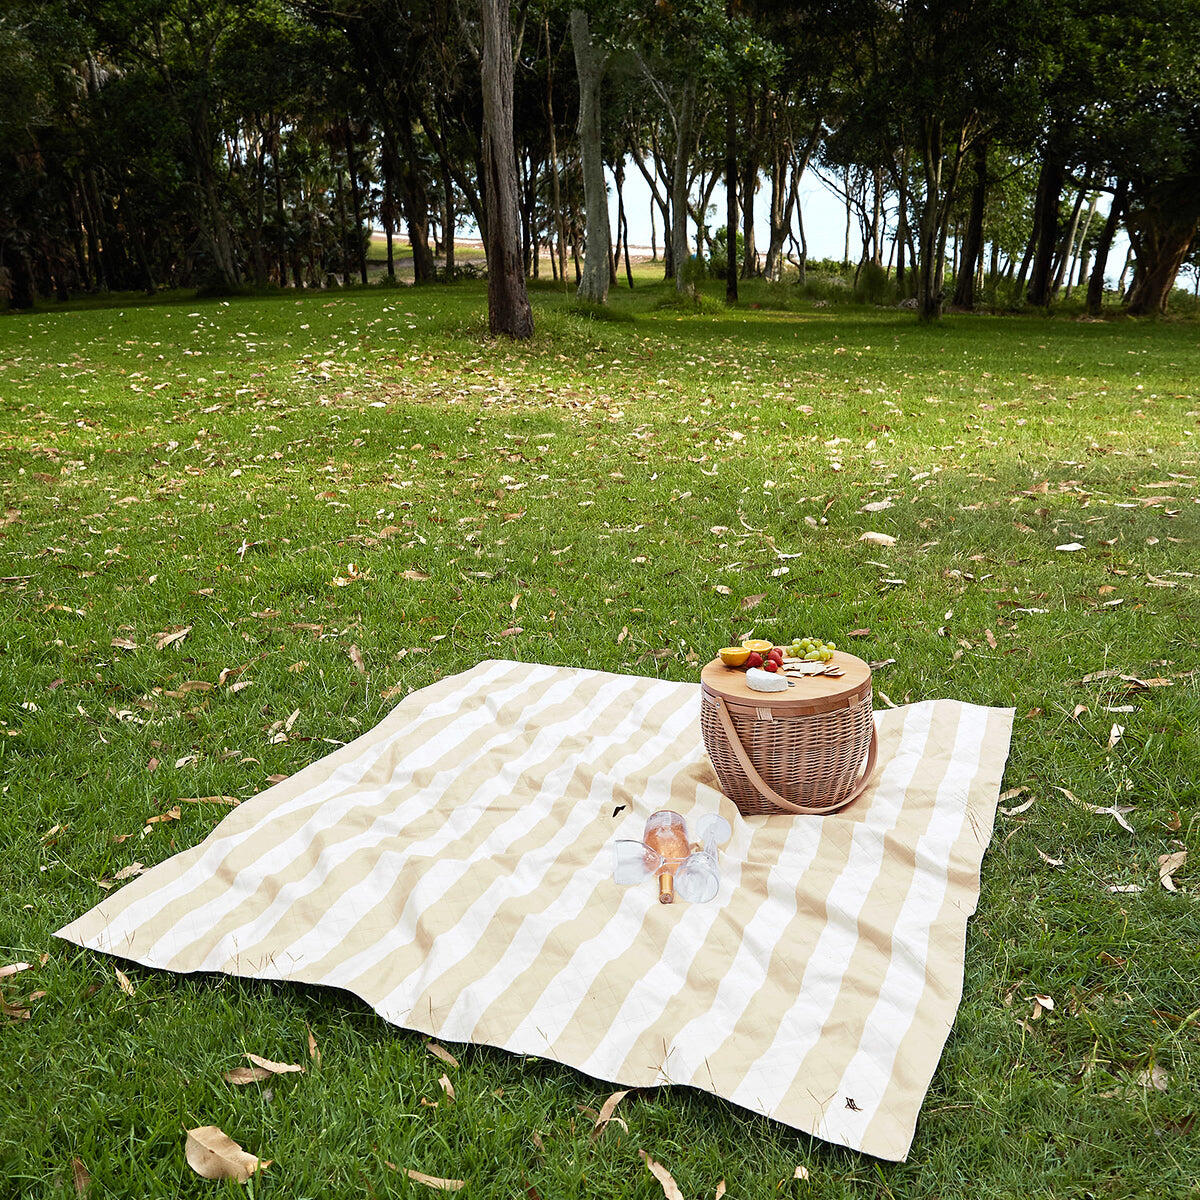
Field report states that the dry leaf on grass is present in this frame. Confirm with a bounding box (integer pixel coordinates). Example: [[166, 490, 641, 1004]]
[[1055, 542, 1084, 552], [1158, 850, 1187, 892], [715, 1181, 726, 1199], [179, 795, 239, 807], [794, 1164, 811, 1180], [1137, 1064, 1169, 1092], [184, 1126, 266, 1182], [437, 1074, 455, 1101], [426, 1041, 459, 1069], [1056, 787, 1135, 833], [223, 1066, 273, 1085], [71, 1157, 89, 1195], [740, 593, 766, 612], [307, 1026, 321, 1066], [859, 530, 896, 547], [245, 1053, 304, 1075], [590, 1089, 630, 1138], [1107, 723, 1125, 749], [154, 626, 192, 651], [115, 968, 135, 996], [638, 1150, 684, 1200], [1037, 849, 1066, 867], [0, 962, 31, 980], [348, 644, 366, 674], [402, 1168, 465, 1192], [110, 637, 138, 651], [998, 788, 1036, 817]]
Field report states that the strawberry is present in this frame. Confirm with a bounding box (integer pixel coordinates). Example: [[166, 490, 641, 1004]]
[[745, 651, 763, 669], [763, 660, 778, 672]]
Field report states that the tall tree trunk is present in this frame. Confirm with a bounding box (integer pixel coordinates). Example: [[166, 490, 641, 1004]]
[[895, 148, 909, 291], [672, 78, 697, 295], [572, 9, 609, 303], [344, 121, 369, 286], [1065, 193, 1098, 298], [724, 38, 738, 303], [543, 17, 567, 288], [916, 117, 944, 320], [1050, 186, 1086, 298], [615, 159, 633, 287], [870, 164, 882, 263], [1086, 179, 1126, 316], [952, 138, 988, 309], [481, 0, 534, 337], [442, 164, 455, 275], [1126, 202, 1199, 315], [272, 124, 289, 285], [1026, 150, 1064, 306], [739, 147, 758, 277]]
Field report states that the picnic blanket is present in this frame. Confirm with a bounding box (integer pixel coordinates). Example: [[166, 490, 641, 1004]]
[[57, 660, 1014, 1161]]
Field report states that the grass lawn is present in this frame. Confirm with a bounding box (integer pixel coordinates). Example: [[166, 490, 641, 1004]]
[[1, 277, 1198, 1197]]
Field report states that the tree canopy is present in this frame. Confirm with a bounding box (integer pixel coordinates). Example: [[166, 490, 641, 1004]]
[[1, 0, 1197, 320]]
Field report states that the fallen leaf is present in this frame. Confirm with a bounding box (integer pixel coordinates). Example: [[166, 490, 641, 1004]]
[[861, 499, 894, 512], [1106, 883, 1143, 893], [307, 1026, 321, 1067], [110, 637, 138, 651], [985, 629, 997, 649], [72, 1157, 89, 1195], [848, 628, 870, 638], [222, 1066, 273, 1085], [1032, 993, 1055, 1012], [115, 969, 135, 997], [859, 531, 896, 547], [1071, 704, 1088, 720], [1037, 849, 1065, 866], [154, 626, 192, 651], [713, 584, 731, 595], [184, 1126, 266, 1182], [1055, 542, 1084, 552], [0, 962, 31, 980], [1000, 792, 1037, 816], [1137, 1064, 1169, 1092], [438, 1073, 455, 1101], [1107, 724, 1124, 749], [402, 568, 430, 581], [740, 593, 766, 612], [794, 1164, 811, 1180], [426, 1041, 459, 1069], [112, 861, 144, 881], [245, 1053, 304, 1075], [639, 1150, 684, 1200], [348, 644, 366, 674], [590, 1089, 630, 1139], [1158, 850, 1187, 892], [1056, 787, 1135, 833], [404, 1168, 464, 1192], [179, 795, 239, 807], [145, 806, 182, 825], [715, 1181, 726, 1200]]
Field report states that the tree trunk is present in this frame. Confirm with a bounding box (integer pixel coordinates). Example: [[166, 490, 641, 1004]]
[[1086, 179, 1126, 316], [740, 149, 758, 278], [542, 17, 567, 288], [952, 138, 988, 309], [1065, 193, 1098, 297], [1050, 186, 1087, 299], [615, 159, 633, 288], [724, 47, 738, 302], [916, 116, 944, 320], [570, 9, 609, 302], [480, 0, 533, 337], [672, 77, 697, 295], [1126, 203, 1199, 315], [1026, 151, 1064, 306]]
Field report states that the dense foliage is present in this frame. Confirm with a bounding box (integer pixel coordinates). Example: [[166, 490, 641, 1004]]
[[1, 0, 1198, 319]]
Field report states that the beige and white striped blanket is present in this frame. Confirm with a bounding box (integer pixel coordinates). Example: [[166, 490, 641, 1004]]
[[58, 660, 1013, 1161]]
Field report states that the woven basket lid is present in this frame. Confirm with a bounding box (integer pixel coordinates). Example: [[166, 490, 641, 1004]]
[[700, 650, 872, 716]]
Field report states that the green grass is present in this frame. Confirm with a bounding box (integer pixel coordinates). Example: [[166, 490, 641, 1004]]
[[1, 277, 1198, 1197]]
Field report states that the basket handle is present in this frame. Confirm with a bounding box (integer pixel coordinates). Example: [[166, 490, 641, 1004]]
[[711, 694, 878, 816]]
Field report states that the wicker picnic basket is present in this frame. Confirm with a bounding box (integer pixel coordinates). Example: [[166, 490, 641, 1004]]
[[700, 651, 878, 816]]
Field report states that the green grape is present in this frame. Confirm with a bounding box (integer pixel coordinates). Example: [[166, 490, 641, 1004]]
[[805, 650, 820, 661]]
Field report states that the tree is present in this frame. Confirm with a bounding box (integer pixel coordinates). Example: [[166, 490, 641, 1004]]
[[480, 0, 533, 336], [570, 8, 610, 303]]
